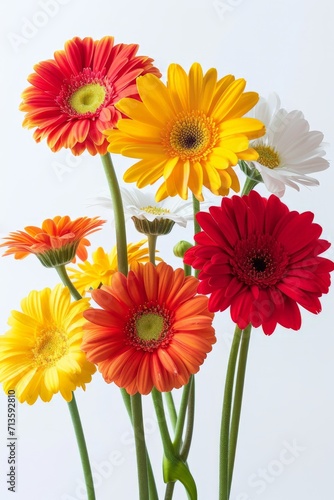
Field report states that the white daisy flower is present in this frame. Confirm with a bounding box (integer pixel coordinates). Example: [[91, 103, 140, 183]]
[[93, 187, 195, 227], [246, 93, 329, 197]]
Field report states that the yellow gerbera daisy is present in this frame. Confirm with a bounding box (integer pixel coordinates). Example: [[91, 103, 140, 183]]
[[67, 239, 158, 295], [0, 285, 96, 404], [106, 62, 265, 201]]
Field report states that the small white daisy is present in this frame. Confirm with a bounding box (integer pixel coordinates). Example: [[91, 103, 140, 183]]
[[246, 93, 329, 197], [94, 187, 195, 227]]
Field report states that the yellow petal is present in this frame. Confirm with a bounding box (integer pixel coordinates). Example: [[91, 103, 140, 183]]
[[188, 162, 204, 199], [116, 98, 162, 126], [117, 119, 162, 141], [189, 62, 203, 110], [220, 118, 265, 138], [211, 79, 246, 121], [167, 63, 189, 112], [173, 160, 190, 199], [124, 158, 165, 183], [163, 156, 181, 180], [223, 92, 259, 120], [120, 144, 166, 159], [199, 68, 218, 112], [137, 74, 175, 123]]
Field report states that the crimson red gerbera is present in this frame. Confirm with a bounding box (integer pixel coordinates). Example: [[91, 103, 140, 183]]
[[82, 262, 215, 394], [184, 191, 334, 335], [20, 36, 161, 155]]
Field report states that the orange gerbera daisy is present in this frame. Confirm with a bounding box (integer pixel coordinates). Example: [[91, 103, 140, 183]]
[[82, 262, 216, 395], [1, 216, 105, 267], [20, 36, 161, 155]]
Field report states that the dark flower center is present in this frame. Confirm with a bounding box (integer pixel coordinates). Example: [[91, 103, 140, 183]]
[[163, 110, 219, 162], [232, 234, 288, 287], [252, 256, 267, 272]]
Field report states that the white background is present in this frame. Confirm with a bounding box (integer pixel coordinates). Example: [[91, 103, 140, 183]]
[[0, 0, 333, 499]]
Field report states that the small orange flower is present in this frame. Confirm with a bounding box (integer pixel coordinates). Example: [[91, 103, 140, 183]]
[[1, 216, 105, 267], [20, 36, 161, 156], [82, 262, 216, 395]]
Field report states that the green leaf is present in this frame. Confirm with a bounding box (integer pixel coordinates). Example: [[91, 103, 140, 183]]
[[163, 455, 197, 500]]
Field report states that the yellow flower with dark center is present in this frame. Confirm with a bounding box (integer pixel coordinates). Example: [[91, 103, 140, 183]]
[[67, 239, 158, 295], [0, 285, 96, 404], [106, 63, 265, 201]]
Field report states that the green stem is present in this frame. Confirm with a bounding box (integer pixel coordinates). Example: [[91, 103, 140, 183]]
[[164, 482, 175, 500], [55, 270, 95, 500], [219, 325, 243, 500], [173, 376, 193, 453], [192, 195, 201, 279], [100, 152, 128, 275], [68, 393, 96, 500], [241, 176, 259, 196], [180, 376, 195, 461], [152, 388, 175, 459], [147, 233, 158, 265], [55, 264, 82, 300], [192, 194, 201, 237], [121, 390, 159, 500], [228, 325, 252, 496], [184, 263, 192, 277], [100, 154, 154, 497], [131, 393, 150, 500], [164, 392, 178, 431]]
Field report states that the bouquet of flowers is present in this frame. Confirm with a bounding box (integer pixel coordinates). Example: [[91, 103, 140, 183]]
[[0, 36, 332, 500]]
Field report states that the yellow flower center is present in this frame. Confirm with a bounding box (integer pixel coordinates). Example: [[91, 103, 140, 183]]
[[70, 83, 106, 114], [125, 303, 173, 351], [140, 206, 170, 215], [163, 111, 218, 162], [255, 144, 281, 169], [33, 328, 69, 367], [136, 313, 164, 341]]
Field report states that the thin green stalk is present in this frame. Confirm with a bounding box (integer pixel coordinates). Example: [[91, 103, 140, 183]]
[[121, 390, 159, 500], [164, 392, 178, 431], [153, 388, 197, 500], [152, 388, 175, 458], [180, 376, 195, 461], [163, 377, 195, 500], [131, 393, 150, 500], [184, 263, 192, 276], [55, 264, 82, 300], [55, 268, 95, 499], [228, 325, 252, 496], [100, 152, 128, 274], [147, 233, 158, 265], [219, 325, 243, 500], [68, 393, 96, 500], [164, 482, 175, 500], [241, 176, 258, 196], [173, 376, 193, 453], [192, 195, 201, 236], [100, 153, 154, 497]]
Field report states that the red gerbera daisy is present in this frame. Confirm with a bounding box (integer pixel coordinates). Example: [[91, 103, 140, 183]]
[[184, 191, 334, 335], [20, 36, 161, 155], [1, 215, 105, 267], [82, 262, 216, 395]]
